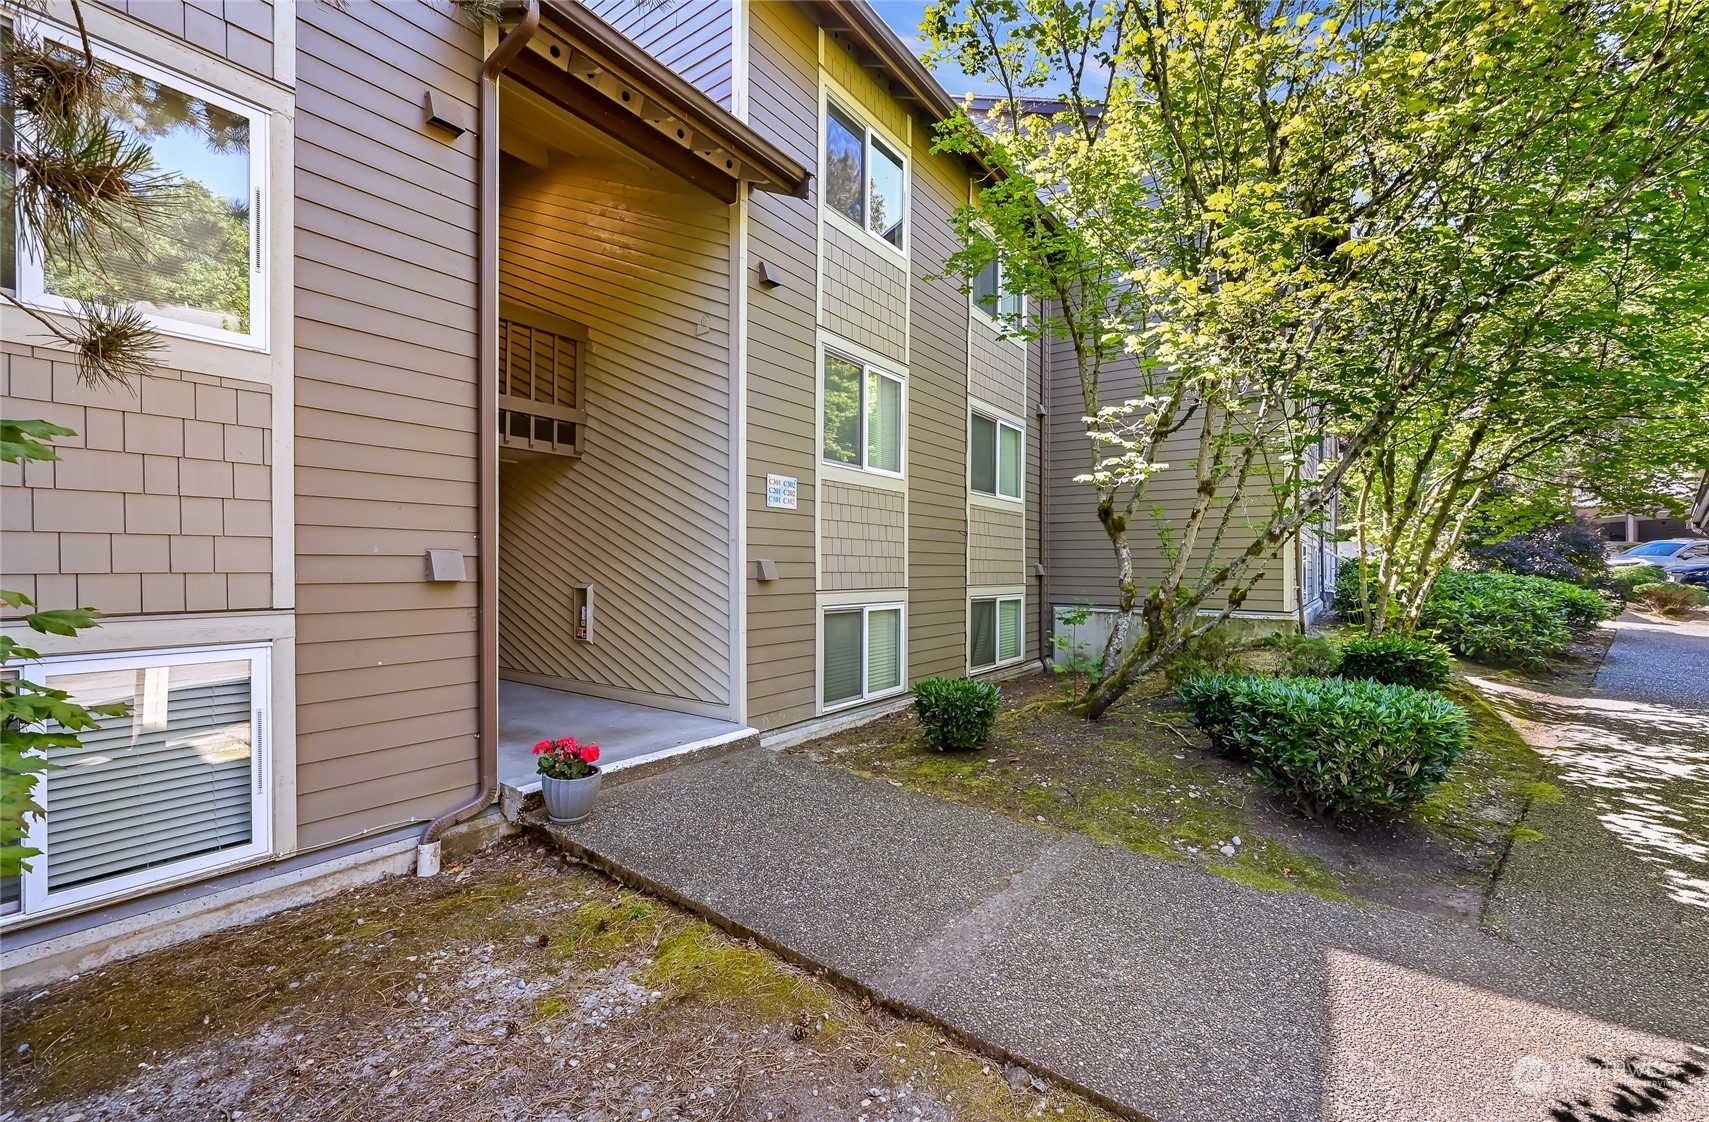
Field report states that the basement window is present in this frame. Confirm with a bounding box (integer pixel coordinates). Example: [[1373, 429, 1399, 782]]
[[2, 645, 272, 922], [970, 596, 1024, 670], [823, 605, 905, 707]]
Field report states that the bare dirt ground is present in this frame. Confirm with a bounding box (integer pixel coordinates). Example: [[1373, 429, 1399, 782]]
[[0, 841, 1117, 1122], [789, 648, 1613, 922]]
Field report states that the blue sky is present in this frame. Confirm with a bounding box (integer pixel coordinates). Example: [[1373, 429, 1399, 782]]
[[869, 0, 1010, 98]]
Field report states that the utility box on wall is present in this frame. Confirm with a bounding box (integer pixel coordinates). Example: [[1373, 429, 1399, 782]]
[[572, 584, 593, 642]]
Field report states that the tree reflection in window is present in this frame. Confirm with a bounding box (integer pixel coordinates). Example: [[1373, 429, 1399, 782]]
[[44, 63, 252, 335], [824, 104, 864, 228]]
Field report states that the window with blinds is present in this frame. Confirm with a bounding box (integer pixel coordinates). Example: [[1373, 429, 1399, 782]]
[[971, 596, 1024, 670], [499, 302, 589, 461], [7, 646, 271, 919], [823, 605, 905, 708]]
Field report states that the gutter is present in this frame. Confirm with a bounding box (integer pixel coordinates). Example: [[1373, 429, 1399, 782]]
[[418, 0, 541, 878]]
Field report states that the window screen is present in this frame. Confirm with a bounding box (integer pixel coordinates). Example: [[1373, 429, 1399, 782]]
[[870, 137, 905, 247], [867, 373, 902, 473], [998, 599, 1023, 661], [999, 424, 1023, 499], [973, 259, 1000, 312], [823, 611, 864, 704], [867, 609, 902, 693], [44, 659, 255, 893], [971, 414, 998, 494]]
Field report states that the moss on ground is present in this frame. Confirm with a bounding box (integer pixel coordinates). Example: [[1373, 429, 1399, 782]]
[[841, 678, 1347, 902], [1417, 683, 1550, 846], [4, 844, 1120, 1122]]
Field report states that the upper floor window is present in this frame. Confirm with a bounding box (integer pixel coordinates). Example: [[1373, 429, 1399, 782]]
[[824, 350, 904, 476], [824, 100, 905, 250], [973, 257, 1022, 320], [4, 30, 268, 351], [971, 411, 1023, 500]]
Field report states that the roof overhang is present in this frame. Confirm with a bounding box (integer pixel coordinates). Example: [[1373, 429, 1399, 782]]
[[810, 1, 1002, 181], [505, 0, 809, 204]]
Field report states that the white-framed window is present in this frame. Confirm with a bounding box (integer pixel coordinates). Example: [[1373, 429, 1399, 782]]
[[973, 256, 1022, 320], [1, 644, 272, 921], [823, 604, 905, 707], [970, 595, 1024, 670], [823, 98, 906, 251], [823, 349, 905, 476], [971, 411, 1023, 500], [3, 26, 269, 351]]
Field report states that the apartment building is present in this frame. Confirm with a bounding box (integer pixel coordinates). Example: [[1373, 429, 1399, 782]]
[[0, 0, 1331, 979], [0, 0, 1046, 975]]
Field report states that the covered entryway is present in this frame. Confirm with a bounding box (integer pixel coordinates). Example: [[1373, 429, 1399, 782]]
[[489, 2, 805, 798]]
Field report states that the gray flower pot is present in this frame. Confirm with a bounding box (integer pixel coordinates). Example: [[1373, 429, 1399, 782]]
[[540, 767, 602, 824]]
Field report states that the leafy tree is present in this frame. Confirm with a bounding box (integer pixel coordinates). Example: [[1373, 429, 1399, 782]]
[[925, 0, 1709, 716]]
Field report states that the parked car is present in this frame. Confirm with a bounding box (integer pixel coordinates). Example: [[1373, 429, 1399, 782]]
[[1607, 538, 1709, 570], [1669, 560, 1709, 589]]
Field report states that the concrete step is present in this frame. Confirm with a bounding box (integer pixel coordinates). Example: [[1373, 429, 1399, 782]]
[[498, 726, 759, 822]]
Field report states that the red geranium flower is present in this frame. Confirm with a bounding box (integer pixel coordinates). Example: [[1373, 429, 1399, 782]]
[[533, 739, 552, 755], [579, 744, 600, 764]]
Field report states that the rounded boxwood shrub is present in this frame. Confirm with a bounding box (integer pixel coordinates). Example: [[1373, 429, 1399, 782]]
[[1338, 634, 1452, 690], [912, 677, 1002, 751], [1607, 564, 1670, 600], [1177, 674, 1469, 822], [1273, 633, 1343, 678], [1420, 570, 1612, 667], [1633, 582, 1708, 616]]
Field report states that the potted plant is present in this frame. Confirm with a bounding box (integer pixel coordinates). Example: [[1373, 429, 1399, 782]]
[[534, 737, 602, 824]]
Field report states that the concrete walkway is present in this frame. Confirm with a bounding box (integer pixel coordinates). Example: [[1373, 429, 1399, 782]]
[[545, 738, 1707, 1121]]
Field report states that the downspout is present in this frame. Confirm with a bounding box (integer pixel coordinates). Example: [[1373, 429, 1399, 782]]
[[418, 0, 540, 877], [1036, 312, 1051, 668]]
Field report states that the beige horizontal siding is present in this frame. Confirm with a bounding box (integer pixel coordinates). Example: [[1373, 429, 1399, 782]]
[[291, 0, 483, 851], [743, 0, 824, 732], [905, 124, 971, 684], [583, 0, 734, 108], [971, 322, 1027, 418], [1045, 336, 1287, 613]]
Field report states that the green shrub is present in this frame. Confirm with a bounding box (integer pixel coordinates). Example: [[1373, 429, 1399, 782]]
[[1174, 673, 1248, 755], [1161, 627, 1243, 685], [1338, 634, 1453, 690], [912, 677, 1002, 751], [1633, 582, 1708, 616], [1606, 564, 1670, 599], [1420, 570, 1613, 667], [1272, 633, 1343, 678], [1177, 674, 1469, 822], [1333, 562, 1387, 622]]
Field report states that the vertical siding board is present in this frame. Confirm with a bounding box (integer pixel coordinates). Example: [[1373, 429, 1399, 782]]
[[292, 0, 483, 850]]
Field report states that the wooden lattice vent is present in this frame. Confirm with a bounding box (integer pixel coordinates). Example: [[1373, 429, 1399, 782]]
[[499, 301, 588, 461]]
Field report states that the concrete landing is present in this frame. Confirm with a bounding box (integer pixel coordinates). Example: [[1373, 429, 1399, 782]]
[[539, 748, 1708, 1122], [497, 681, 754, 818]]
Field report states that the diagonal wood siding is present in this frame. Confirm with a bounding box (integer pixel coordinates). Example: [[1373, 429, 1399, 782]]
[[497, 159, 734, 713]]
